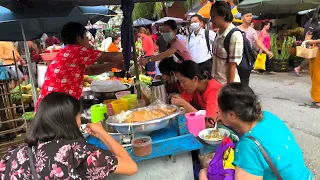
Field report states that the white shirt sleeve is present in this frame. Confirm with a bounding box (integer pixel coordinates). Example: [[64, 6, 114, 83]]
[[209, 30, 217, 44]]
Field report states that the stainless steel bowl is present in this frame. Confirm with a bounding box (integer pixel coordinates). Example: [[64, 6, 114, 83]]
[[105, 105, 181, 134], [93, 84, 131, 100]]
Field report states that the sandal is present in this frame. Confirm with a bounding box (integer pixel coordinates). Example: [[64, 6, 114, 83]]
[[267, 71, 276, 75], [312, 102, 320, 108]]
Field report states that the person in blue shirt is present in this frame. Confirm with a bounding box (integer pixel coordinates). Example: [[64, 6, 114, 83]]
[[200, 83, 314, 180]]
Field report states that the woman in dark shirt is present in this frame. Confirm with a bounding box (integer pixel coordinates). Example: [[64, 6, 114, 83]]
[[158, 57, 181, 95], [0, 92, 137, 179]]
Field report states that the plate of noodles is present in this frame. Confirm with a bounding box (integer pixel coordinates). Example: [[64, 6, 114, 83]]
[[198, 128, 230, 145]]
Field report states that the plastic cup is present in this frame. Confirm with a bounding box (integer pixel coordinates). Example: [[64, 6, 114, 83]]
[[106, 103, 114, 116], [103, 99, 116, 104], [90, 104, 107, 123], [129, 99, 146, 110], [121, 94, 137, 109], [111, 100, 129, 115], [115, 91, 131, 100]]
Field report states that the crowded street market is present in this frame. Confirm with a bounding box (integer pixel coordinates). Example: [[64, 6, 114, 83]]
[[0, 0, 319, 179]]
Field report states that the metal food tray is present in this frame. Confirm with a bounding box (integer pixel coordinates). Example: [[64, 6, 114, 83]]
[[105, 105, 181, 135]]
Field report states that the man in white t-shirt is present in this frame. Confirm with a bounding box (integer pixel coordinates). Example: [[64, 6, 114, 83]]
[[210, 1, 243, 85], [100, 37, 112, 52], [188, 14, 216, 75]]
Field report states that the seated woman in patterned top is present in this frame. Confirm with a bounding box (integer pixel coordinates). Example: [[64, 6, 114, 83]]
[[0, 92, 138, 179]]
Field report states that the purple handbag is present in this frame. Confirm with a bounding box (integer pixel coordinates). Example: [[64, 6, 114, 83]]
[[207, 139, 235, 180]]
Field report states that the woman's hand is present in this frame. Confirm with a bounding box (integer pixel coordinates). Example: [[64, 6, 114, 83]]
[[266, 51, 274, 59], [139, 57, 149, 66], [171, 95, 187, 107], [86, 122, 105, 139], [199, 168, 209, 180]]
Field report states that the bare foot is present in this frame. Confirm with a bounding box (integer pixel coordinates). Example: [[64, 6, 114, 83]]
[[294, 67, 301, 77]]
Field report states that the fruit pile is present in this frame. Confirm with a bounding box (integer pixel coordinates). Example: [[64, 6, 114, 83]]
[[107, 77, 134, 84], [11, 84, 41, 103]]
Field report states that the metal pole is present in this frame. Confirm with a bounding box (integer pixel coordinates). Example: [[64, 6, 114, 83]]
[[19, 21, 38, 107], [130, 18, 142, 100]]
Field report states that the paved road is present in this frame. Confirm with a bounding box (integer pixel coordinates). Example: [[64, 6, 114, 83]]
[[250, 72, 319, 179]]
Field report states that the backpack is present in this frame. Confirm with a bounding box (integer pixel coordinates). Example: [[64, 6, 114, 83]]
[[224, 28, 255, 86], [188, 30, 211, 54]]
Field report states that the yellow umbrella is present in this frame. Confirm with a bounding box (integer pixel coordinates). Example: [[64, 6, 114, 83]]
[[197, 2, 242, 23], [231, 6, 243, 23], [197, 1, 213, 19]]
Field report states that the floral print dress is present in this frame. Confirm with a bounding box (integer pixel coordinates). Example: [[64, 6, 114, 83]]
[[0, 138, 118, 180]]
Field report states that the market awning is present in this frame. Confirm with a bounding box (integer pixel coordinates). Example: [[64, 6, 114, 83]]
[[238, 0, 320, 17], [153, 17, 188, 25], [0, 6, 113, 41], [0, 0, 186, 12]]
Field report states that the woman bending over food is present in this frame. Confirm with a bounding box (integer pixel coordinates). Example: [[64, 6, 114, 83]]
[[200, 83, 314, 180], [170, 61, 222, 126], [158, 57, 182, 95], [0, 92, 138, 179]]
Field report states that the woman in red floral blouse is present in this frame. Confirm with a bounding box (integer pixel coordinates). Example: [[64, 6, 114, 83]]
[[0, 92, 138, 179]]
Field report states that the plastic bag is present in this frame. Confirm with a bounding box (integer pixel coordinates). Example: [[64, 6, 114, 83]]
[[112, 100, 176, 123], [140, 83, 151, 101], [0, 62, 9, 80], [254, 53, 267, 70], [91, 80, 127, 92], [207, 137, 235, 180]]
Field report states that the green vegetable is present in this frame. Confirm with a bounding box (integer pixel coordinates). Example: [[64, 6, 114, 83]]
[[139, 74, 152, 86], [10, 86, 21, 103], [23, 111, 34, 121]]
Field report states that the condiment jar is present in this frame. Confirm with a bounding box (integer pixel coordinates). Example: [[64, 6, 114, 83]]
[[132, 136, 152, 157]]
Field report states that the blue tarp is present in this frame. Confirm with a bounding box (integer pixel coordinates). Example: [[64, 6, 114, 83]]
[[133, 18, 154, 27], [0, 6, 114, 41]]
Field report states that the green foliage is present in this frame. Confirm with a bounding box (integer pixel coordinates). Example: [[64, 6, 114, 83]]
[[132, 2, 164, 21], [270, 34, 296, 60], [279, 36, 296, 60], [183, 0, 200, 11], [270, 34, 279, 59]]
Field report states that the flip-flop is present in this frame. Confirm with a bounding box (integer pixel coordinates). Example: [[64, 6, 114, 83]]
[[311, 102, 320, 108], [267, 71, 277, 75]]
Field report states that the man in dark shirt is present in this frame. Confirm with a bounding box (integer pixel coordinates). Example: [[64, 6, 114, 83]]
[[155, 27, 168, 78]]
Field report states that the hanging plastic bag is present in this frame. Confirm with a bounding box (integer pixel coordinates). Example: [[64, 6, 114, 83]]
[[0, 62, 9, 80], [207, 137, 235, 180], [254, 53, 267, 70]]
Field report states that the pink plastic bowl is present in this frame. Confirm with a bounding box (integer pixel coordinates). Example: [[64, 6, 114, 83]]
[[40, 52, 58, 62], [115, 91, 131, 100]]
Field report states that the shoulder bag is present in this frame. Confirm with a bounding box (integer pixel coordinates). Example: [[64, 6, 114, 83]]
[[27, 147, 39, 180], [246, 136, 282, 180]]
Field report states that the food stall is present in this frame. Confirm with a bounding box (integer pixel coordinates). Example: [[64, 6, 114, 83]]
[[78, 72, 238, 179]]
